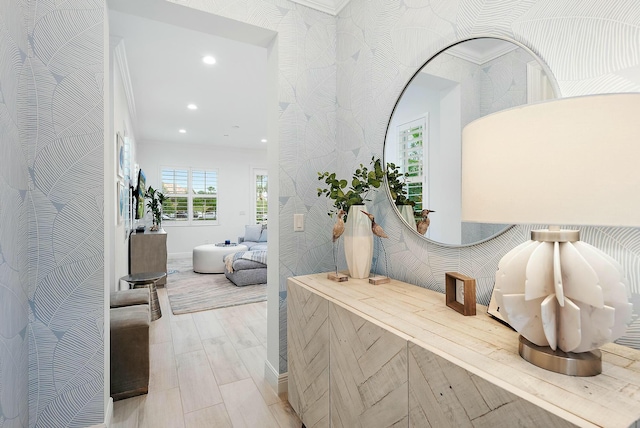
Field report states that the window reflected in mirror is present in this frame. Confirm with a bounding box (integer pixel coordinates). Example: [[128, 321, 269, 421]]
[[384, 37, 558, 246]]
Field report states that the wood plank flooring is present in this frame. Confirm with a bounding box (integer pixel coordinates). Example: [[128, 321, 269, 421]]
[[112, 270, 301, 428]]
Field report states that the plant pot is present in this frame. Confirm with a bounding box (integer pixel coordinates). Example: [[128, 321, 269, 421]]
[[399, 205, 415, 227], [344, 205, 373, 279]]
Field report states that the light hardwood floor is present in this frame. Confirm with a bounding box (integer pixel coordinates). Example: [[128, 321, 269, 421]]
[[112, 274, 302, 428]]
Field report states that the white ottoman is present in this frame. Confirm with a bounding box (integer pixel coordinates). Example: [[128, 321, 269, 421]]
[[192, 244, 248, 273]]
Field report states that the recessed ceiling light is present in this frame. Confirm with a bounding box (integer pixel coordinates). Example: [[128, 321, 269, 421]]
[[202, 55, 216, 65], [261, 139, 267, 143], [179, 129, 186, 133], [187, 104, 198, 110]]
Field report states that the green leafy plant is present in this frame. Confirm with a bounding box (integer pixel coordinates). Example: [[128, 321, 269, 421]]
[[145, 186, 167, 230], [317, 156, 385, 220], [386, 162, 415, 207]]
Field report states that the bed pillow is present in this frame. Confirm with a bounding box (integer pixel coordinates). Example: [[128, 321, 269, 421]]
[[258, 228, 268, 242], [244, 224, 262, 242]]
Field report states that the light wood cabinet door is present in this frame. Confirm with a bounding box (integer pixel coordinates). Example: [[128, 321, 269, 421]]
[[287, 280, 329, 428], [287, 274, 640, 427], [329, 302, 408, 428], [408, 342, 576, 428]]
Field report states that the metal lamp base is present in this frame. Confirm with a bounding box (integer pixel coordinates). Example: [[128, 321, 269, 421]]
[[518, 336, 602, 377]]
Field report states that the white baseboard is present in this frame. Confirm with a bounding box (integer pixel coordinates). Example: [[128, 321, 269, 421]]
[[89, 397, 113, 428], [264, 360, 288, 395]]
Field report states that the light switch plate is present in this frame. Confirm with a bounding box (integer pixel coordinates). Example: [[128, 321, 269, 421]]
[[294, 214, 304, 231]]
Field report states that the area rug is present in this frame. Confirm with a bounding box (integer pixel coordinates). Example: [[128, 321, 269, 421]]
[[165, 265, 266, 315]]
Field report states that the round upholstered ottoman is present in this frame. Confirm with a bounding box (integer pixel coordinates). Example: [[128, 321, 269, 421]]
[[192, 243, 248, 273]]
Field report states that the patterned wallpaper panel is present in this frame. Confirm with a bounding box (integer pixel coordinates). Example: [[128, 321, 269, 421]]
[[337, 0, 640, 349], [170, 0, 338, 373], [0, 1, 30, 426], [4, 8, 635, 426], [176, 0, 640, 375], [0, 0, 105, 427]]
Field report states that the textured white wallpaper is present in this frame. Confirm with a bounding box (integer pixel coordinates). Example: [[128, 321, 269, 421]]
[[0, 1, 30, 426], [0, 0, 105, 426], [336, 0, 640, 349], [168, 0, 338, 373], [175, 0, 640, 375], [2, 4, 638, 425]]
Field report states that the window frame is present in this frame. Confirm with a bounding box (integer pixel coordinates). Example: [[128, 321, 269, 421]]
[[160, 166, 219, 226], [397, 114, 428, 213], [253, 168, 268, 225]]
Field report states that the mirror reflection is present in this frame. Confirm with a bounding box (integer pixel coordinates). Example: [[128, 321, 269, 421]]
[[384, 37, 557, 246]]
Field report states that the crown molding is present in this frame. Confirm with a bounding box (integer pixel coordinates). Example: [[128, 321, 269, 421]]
[[290, 0, 351, 16], [112, 39, 138, 134], [447, 42, 518, 65]]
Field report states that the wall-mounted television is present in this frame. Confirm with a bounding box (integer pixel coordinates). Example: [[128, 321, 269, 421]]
[[135, 169, 146, 219]]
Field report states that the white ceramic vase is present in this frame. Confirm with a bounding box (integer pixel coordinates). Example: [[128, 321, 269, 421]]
[[399, 205, 415, 228], [344, 205, 373, 279]]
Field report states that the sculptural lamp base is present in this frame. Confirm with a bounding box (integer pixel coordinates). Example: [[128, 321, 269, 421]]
[[493, 226, 633, 377], [518, 336, 601, 376]]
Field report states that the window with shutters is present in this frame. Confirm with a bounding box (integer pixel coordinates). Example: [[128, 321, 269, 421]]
[[161, 167, 218, 225], [253, 169, 268, 224], [397, 116, 427, 211]]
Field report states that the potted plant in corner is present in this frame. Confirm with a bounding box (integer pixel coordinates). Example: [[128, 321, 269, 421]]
[[145, 186, 166, 232], [386, 162, 416, 226], [317, 156, 385, 279]]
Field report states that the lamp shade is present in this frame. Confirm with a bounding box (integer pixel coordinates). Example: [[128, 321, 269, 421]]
[[462, 93, 640, 227]]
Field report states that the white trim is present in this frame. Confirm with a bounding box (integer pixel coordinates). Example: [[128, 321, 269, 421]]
[[265, 360, 288, 395], [527, 60, 554, 103], [447, 42, 518, 65], [113, 40, 137, 135], [89, 397, 113, 427], [289, 0, 351, 16]]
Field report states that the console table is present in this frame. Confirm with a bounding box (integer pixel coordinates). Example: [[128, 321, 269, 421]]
[[129, 230, 167, 285], [287, 273, 640, 428]]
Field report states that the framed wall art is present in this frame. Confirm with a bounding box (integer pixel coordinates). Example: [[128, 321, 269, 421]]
[[117, 181, 124, 225], [445, 272, 476, 316], [116, 132, 124, 178]]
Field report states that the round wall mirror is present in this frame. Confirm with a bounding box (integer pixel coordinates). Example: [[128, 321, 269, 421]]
[[384, 37, 560, 246]]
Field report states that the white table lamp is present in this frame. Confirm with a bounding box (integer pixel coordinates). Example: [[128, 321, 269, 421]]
[[462, 93, 640, 376]]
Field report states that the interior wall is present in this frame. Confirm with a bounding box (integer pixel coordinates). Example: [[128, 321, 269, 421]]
[[137, 141, 268, 255], [16, 1, 105, 426], [15, 9, 637, 424], [434, 84, 462, 243], [338, 0, 640, 349], [112, 42, 138, 289], [169, 0, 337, 373], [0, 0, 30, 425]]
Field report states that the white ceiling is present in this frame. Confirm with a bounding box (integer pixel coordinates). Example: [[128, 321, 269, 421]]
[[107, 3, 509, 152], [109, 7, 270, 150]]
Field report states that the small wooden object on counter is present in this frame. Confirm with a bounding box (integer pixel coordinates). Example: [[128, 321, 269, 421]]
[[327, 272, 348, 282], [445, 271, 476, 316], [369, 275, 390, 285]]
